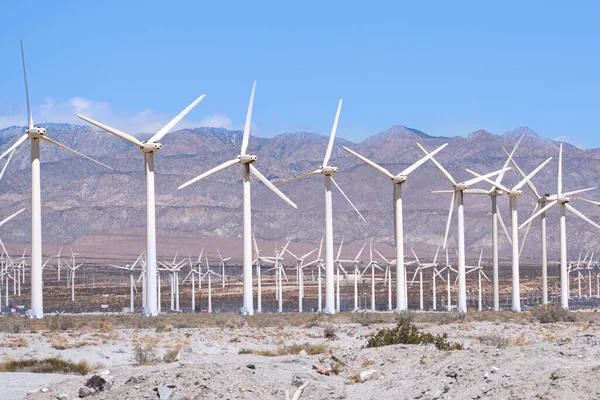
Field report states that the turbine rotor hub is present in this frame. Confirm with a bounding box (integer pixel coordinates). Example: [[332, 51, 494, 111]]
[[392, 175, 408, 183], [507, 189, 523, 197], [239, 154, 257, 164], [454, 183, 468, 191], [141, 142, 162, 153], [558, 197, 571, 204], [321, 166, 338, 175], [27, 127, 45, 139]]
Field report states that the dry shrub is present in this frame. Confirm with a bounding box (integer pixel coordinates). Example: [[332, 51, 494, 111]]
[[0, 357, 92, 375], [351, 312, 385, 326], [239, 343, 328, 357], [45, 315, 75, 331], [478, 334, 510, 348], [155, 321, 173, 332], [96, 320, 115, 332], [163, 346, 182, 363], [215, 313, 245, 329], [0, 316, 25, 333], [323, 325, 337, 340], [0, 336, 28, 348], [531, 304, 577, 323], [132, 345, 159, 366]]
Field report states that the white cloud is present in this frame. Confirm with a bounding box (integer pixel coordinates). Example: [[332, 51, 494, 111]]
[[0, 97, 234, 135]]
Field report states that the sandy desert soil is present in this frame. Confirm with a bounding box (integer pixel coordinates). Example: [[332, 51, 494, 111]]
[[1, 311, 600, 400]]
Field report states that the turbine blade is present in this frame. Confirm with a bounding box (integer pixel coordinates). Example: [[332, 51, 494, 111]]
[[443, 192, 456, 249], [497, 206, 512, 245], [331, 177, 366, 223], [250, 165, 297, 208], [300, 248, 318, 260], [565, 203, 600, 230], [463, 189, 490, 194], [463, 167, 510, 187], [20, 40, 33, 129], [374, 249, 389, 264], [0, 149, 15, 182], [504, 146, 541, 198], [477, 248, 483, 268], [513, 157, 553, 190], [317, 237, 323, 260], [41, 136, 113, 169], [149, 94, 205, 143], [518, 200, 558, 229], [399, 142, 448, 176], [563, 187, 597, 197], [355, 241, 367, 261], [77, 114, 143, 147], [276, 169, 322, 186], [410, 247, 421, 265], [0, 134, 28, 161], [432, 246, 440, 265], [496, 135, 524, 185], [519, 203, 538, 257], [336, 238, 344, 261], [578, 197, 600, 207], [0, 208, 25, 228], [465, 169, 509, 192], [240, 81, 256, 155], [342, 146, 393, 179], [416, 142, 456, 185], [323, 99, 342, 167], [178, 158, 239, 189], [432, 190, 455, 193]]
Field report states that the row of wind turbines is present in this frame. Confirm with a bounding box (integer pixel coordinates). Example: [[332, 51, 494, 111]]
[[4, 40, 600, 318]]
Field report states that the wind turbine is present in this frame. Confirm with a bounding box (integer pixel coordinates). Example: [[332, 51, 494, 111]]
[[302, 238, 325, 312], [419, 143, 509, 312], [465, 249, 490, 311], [215, 249, 231, 290], [111, 252, 145, 312], [203, 255, 221, 313], [2, 41, 112, 318], [183, 248, 204, 312], [252, 234, 264, 313], [467, 154, 552, 311], [343, 142, 447, 311], [78, 86, 203, 317], [518, 144, 600, 308], [179, 82, 296, 315], [279, 100, 365, 314], [361, 241, 383, 311], [263, 241, 291, 313], [409, 247, 439, 311], [284, 246, 317, 313], [373, 249, 396, 311]]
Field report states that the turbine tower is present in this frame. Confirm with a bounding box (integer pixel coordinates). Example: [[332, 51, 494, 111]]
[[179, 82, 296, 315], [1, 41, 111, 319], [343, 142, 447, 311], [279, 100, 365, 314], [77, 90, 204, 317]]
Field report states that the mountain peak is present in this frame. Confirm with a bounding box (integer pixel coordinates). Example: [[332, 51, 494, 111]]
[[467, 129, 495, 140]]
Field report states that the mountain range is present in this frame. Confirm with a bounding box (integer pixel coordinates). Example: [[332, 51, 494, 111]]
[[0, 122, 598, 265]]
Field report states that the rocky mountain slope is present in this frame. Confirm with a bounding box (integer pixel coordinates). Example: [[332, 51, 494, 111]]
[[0, 123, 598, 263]]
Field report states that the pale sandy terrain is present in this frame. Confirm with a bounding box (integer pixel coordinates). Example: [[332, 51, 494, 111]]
[[1, 312, 599, 399]]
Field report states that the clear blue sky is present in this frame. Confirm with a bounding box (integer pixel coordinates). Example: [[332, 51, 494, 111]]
[[1, 1, 599, 147]]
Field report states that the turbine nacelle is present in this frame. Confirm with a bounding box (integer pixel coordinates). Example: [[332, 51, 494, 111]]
[[506, 189, 523, 197], [239, 154, 257, 164], [26, 127, 45, 139], [392, 175, 408, 184], [557, 196, 571, 204], [320, 166, 338, 176], [142, 142, 162, 153], [454, 183, 468, 191]]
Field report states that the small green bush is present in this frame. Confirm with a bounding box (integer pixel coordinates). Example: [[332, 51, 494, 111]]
[[478, 334, 510, 348], [365, 321, 463, 351], [530, 304, 576, 323]]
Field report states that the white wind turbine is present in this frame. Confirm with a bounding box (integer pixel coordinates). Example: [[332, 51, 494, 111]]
[[333, 239, 350, 313], [343, 142, 447, 311], [361, 241, 383, 311], [2, 41, 112, 318], [465, 249, 490, 311], [510, 153, 594, 305], [79, 91, 203, 317], [419, 143, 509, 312], [203, 255, 221, 313], [373, 249, 396, 311], [467, 153, 552, 311], [111, 252, 145, 312], [179, 82, 296, 315], [518, 144, 600, 309], [263, 241, 291, 313], [252, 234, 264, 313], [159, 255, 187, 312], [216, 249, 231, 290], [284, 246, 317, 313], [302, 238, 325, 312], [409, 247, 440, 311], [183, 249, 204, 312], [279, 100, 365, 314]]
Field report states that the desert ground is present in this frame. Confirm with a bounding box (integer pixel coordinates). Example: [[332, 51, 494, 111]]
[[0, 310, 599, 400]]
